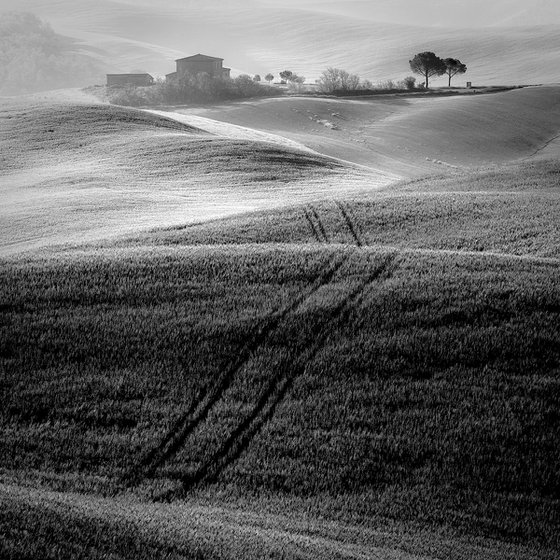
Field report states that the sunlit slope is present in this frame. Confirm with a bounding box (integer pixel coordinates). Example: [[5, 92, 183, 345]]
[[0, 100, 376, 255], [3, 0, 560, 84], [120, 159, 560, 260], [173, 86, 560, 174]]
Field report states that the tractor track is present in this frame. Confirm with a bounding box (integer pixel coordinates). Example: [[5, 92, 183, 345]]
[[128, 202, 387, 497], [310, 206, 330, 243], [303, 207, 322, 242], [125, 249, 350, 487], [159, 253, 396, 501], [335, 200, 364, 247]]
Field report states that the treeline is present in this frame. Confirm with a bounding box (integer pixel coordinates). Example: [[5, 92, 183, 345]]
[[316, 52, 467, 95], [0, 12, 103, 95], [108, 72, 278, 106]]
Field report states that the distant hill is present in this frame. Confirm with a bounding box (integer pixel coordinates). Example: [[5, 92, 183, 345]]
[[0, 0, 559, 88], [2, 85, 559, 253], [169, 86, 560, 174], [0, 11, 104, 94]]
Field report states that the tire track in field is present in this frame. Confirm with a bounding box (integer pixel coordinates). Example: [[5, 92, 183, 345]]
[[303, 207, 323, 242], [310, 205, 330, 243], [125, 250, 350, 487], [335, 200, 364, 247], [160, 253, 396, 500]]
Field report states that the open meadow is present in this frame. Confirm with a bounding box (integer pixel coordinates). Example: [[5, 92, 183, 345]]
[[1, 83, 560, 559]]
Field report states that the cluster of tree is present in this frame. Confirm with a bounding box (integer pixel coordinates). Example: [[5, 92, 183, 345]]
[[278, 70, 305, 84], [0, 12, 103, 95], [316, 67, 418, 94], [409, 52, 467, 88], [108, 71, 277, 107], [251, 71, 305, 87]]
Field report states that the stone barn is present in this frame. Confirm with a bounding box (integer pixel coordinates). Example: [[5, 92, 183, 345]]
[[167, 54, 231, 81], [106, 74, 154, 87]]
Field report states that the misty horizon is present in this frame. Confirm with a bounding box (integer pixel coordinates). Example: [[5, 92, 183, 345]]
[[0, 0, 559, 95]]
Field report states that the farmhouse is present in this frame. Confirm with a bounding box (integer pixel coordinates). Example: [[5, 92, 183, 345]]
[[106, 73, 154, 87], [166, 54, 231, 81]]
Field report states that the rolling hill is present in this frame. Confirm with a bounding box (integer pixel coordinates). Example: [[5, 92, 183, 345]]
[[1, 0, 559, 87], [167, 85, 560, 173], [1, 157, 559, 559], [1, 68, 560, 558], [2, 85, 559, 255], [0, 95, 381, 256]]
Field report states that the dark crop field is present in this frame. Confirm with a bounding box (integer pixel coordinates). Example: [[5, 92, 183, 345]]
[[1, 159, 559, 559]]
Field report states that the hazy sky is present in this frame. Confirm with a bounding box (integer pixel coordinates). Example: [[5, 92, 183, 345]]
[[1, 0, 560, 28], [260, 0, 560, 27], [1, 0, 559, 85]]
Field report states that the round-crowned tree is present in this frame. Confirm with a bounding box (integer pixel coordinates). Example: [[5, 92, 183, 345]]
[[444, 58, 467, 87], [409, 52, 447, 89], [279, 70, 293, 83]]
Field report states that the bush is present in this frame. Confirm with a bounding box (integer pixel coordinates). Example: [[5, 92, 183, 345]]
[[107, 85, 156, 107], [286, 74, 306, 93], [317, 67, 361, 93], [401, 76, 417, 90]]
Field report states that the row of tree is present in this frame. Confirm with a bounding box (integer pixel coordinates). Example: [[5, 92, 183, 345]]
[[409, 52, 467, 88], [252, 71, 306, 84], [259, 53, 467, 94], [107, 53, 469, 106]]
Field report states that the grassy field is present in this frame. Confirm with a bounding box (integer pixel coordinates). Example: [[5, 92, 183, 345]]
[[170, 86, 560, 174], [118, 159, 560, 259], [1, 154, 559, 558], [1, 99, 377, 255]]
